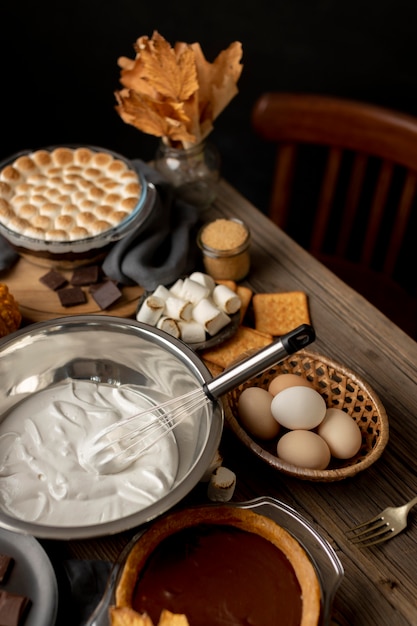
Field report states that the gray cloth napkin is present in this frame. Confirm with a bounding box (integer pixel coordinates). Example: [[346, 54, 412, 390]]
[[102, 159, 200, 290], [0, 236, 19, 273]]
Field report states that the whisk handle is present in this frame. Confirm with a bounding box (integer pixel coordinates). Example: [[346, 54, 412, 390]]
[[204, 324, 315, 400]]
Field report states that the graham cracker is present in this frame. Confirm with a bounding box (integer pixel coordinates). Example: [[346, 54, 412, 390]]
[[201, 325, 273, 370], [236, 285, 253, 323], [252, 291, 310, 336]]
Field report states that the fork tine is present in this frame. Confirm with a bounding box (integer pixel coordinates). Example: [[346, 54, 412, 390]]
[[345, 514, 384, 533], [346, 518, 387, 538], [349, 523, 391, 544], [351, 528, 398, 548]]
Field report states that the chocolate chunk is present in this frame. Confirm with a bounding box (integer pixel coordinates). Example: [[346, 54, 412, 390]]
[[90, 281, 122, 310], [0, 554, 13, 584], [0, 590, 31, 626], [39, 269, 68, 291], [70, 265, 100, 286], [58, 286, 87, 307]]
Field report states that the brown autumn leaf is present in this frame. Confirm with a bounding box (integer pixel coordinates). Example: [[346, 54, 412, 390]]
[[114, 31, 243, 147], [191, 41, 243, 138], [115, 89, 196, 144], [119, 33, 198, 103]]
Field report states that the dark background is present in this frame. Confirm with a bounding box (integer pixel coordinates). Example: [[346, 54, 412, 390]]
[[1, 0, 417, 213]]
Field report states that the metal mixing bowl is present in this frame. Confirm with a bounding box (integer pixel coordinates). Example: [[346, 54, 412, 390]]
[[0, 316, 223, 539]]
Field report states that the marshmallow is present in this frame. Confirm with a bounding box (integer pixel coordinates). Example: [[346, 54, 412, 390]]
[[213, 283, 242, 314], [136, 295, 165, 325], [152, 284, 171, 301], [178, 320, 207, 344], [189, 271, 216, 293], [156, 316, 181, 338], [192, 298, 231, 336], [169, 278, 184, 298], [165, 296, 193, 321], [207, 466, 237, 502], [180, 277, 210, 304]]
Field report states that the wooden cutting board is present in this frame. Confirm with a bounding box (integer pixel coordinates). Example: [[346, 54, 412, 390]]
[[2, 256, 144, 323]]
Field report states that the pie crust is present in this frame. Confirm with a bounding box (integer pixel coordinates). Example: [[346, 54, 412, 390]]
[[114, 505, 321, 626]]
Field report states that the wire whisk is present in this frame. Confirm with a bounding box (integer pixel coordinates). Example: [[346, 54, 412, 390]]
[[79, 324, 315, 474]]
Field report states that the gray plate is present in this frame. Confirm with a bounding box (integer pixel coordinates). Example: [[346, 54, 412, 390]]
[[136, 291, 241, 351], [0, 527, 58, 626]]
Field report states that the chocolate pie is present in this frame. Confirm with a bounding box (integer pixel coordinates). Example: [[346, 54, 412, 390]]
[[113, 505, 321, 626]]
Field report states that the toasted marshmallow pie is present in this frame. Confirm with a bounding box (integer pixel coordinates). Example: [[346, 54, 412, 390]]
[[0, 147, 142, 241]]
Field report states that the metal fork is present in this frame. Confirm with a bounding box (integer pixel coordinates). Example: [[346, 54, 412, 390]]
[[345, 495, 417, 547]]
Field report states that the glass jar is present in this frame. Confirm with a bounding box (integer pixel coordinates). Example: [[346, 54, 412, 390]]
[[197, 218, 251, 281], [154, 140, 220, 211]]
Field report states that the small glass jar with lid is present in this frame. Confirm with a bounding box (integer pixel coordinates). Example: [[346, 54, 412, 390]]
[[197, 218, 251, 281]]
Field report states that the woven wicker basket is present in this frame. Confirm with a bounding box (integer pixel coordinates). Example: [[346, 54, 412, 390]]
[[224, 349, 389, 482]]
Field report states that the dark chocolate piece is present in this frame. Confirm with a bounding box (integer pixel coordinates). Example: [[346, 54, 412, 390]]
[[0, 554, 13, 584], [57, 286, 87, 308], [90, 281, 122, 310], [39, 269, 68, 291], [0, 590, 30, 626], [70, 265, 100, 286], [89, 277, 122, 292]]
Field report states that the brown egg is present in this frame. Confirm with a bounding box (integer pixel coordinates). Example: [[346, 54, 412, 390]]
[[268, 373, 313, 396], [277, 430, 331, 470], [237, 387, 280, 440]]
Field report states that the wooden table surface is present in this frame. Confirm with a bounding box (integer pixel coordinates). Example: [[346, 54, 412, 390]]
[[38, 179, 417, 626]]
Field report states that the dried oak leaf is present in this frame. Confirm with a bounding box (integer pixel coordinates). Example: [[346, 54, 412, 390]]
[[115, 31, 242, 145], [116, 31, 199, 143], [115, 89, 196, 144], [191, 41, 243, 139], [119, 33, 198, 102]]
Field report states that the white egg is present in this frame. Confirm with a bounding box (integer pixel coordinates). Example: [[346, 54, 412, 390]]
[[271, 386, 326, 430], [317, 408, 362, 459], [277, 430, 331, 470], [237, 387, 280, 440]]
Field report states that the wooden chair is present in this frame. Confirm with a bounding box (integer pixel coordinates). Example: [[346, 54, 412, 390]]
[[251, 92, 417, 339]]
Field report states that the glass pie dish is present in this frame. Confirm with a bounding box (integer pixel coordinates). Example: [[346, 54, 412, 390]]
[[0, 144, 156, 268], [87, 496, 344, 626]]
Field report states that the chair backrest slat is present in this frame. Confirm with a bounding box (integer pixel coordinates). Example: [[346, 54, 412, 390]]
[[310, 147, 342, 254], [252, 92, 417, 283], [336, 152, 368, 256], [384, 170, 417, 275], [361, 160, 393, 266], [270, 143, 297, 227]]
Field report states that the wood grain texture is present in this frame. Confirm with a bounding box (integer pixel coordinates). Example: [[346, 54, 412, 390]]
[[50, 179, 417, 625], [3, 256, 144, 322]]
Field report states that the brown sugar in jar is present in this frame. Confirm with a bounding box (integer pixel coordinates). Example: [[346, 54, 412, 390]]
[[197, 218, 251, 281]]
